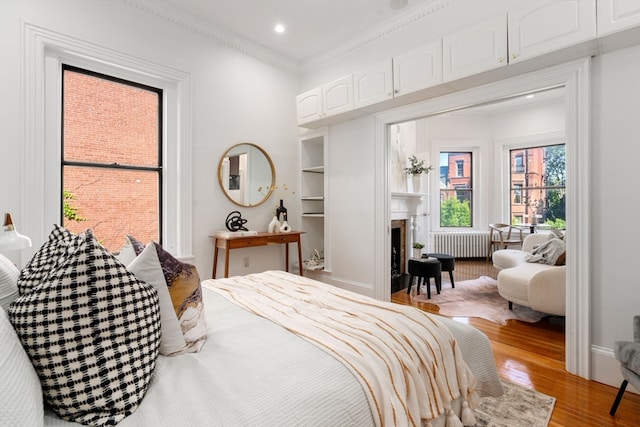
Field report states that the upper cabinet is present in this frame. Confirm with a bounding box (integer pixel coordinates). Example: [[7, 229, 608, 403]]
[[597, 0, 640, 36], [393, 39, 443, 97], [443, 14, 508, 82], [296, 87, 323, 124], [508, 0, 597, 64], [296, 75, 353, 125], [297, 0, 635, 128], [354, 59, 393, 109]]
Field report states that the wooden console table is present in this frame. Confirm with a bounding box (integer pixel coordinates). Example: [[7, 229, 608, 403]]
[[210, 231, 305, 279]]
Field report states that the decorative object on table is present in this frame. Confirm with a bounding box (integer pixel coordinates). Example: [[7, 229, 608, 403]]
[[403, 155, 432, 193], [267, 216, 281, 233], [279, 221, 291, 233], [412, 242, 425, 258], [225, 211, 248, 232], [0, 213, 32, 254], [276, 199, 288, 221]]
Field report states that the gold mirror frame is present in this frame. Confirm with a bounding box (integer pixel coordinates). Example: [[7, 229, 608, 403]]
[[218, 143, 276, 207]]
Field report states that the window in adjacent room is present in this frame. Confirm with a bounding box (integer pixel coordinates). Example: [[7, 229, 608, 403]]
[[439, 152, 472, 227], [61, 65, 162, 252], [510, 144, 565, 229]]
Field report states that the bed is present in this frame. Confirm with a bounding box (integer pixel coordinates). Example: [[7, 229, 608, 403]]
[[35, 270, 503, 427], [3, 228, 502, 427]]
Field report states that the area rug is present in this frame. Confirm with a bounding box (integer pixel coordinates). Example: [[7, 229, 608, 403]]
[[475, 379, 556, 427], [411, 276, 548, 325]]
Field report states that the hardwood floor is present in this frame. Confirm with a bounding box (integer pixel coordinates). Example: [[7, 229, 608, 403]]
[[391, 259, 640, 426]]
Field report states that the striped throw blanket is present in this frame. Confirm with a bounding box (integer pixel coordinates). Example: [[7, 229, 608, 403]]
[[206, 271, 478, 427]]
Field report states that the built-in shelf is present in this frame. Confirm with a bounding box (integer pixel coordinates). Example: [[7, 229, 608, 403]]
[[302, 166, 324, 173], [300, 129, 329, 272]]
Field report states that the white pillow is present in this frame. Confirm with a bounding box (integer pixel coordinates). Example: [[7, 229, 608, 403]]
[[0, 253, 19, 310], [127, 244, 188, 355], [0, 306, 44, 427]]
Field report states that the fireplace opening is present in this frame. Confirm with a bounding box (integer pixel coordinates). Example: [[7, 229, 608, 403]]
[[391, 220, 407, 293]]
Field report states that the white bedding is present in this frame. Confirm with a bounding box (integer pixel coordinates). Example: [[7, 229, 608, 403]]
[[44, 271, 502, 427]]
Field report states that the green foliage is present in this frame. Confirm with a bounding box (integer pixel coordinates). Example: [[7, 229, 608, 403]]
[[412, 242, 425, 249], [63, 190, 86, 222], [544, 218, 566, 229], [404, 155, 433, 175], [440, 197, 471, 227]]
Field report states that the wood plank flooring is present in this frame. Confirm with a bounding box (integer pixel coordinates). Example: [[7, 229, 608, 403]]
[[391, 259, 640, 426]]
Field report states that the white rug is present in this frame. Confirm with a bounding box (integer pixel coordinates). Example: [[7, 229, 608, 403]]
[[475, 379, 556, 427], [411, 276, 549, 325]]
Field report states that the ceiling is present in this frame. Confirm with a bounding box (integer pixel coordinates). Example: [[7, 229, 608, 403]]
[[159, 0, 434, 63]]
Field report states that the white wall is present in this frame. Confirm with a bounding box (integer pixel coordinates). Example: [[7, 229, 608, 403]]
[[0, 0, 299, 279], [297, 2, 640, 390]]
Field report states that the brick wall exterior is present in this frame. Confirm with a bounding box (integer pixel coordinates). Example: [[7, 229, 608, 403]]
[[63, 69, 160, 252]]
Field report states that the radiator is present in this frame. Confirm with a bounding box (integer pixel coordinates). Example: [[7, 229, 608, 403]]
[[431, 231, 489, 258]]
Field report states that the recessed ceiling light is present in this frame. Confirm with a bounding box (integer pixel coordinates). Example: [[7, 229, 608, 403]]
[[526, 94, 535, 99], [274, 24, 285, 33]]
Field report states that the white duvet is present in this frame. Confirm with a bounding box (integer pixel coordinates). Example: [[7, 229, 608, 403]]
[[44, 271, 502, 427]]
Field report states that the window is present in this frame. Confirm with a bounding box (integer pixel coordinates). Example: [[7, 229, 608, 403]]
[[510, 145, 565, 228], [62, 65, 162, 252], [440, 152, 472, 227]]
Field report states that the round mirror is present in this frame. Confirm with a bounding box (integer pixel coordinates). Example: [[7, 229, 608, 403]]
[[218, 143, 276, 207]]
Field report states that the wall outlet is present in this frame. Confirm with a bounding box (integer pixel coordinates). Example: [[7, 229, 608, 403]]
[[243, 257, 249, 267]]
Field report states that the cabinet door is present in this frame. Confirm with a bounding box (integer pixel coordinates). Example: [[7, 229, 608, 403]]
[[443, 14, 507, 82], [508, 0, 596, 64], [322, 74, 354, 117], [353, 60, 393, 108], [393, 38, 442, 96], [296, 87, 323, 124], [597, 0, 640, 36]]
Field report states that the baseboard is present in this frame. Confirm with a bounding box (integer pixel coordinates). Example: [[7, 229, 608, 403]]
[[591, 345, 639, 395]]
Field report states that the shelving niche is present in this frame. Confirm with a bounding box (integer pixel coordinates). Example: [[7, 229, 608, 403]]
[[299, 129, 329, 272]]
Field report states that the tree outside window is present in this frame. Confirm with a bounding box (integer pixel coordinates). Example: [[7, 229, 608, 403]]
[[510, 144, 565, 229], [440, 152, 472, 227]]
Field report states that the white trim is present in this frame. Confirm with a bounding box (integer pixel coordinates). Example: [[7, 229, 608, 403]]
[[374, 58, 591, 378], [22, 22, 193, 258]]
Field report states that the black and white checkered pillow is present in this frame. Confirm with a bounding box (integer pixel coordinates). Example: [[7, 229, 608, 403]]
[[17, 224, 80, 296], [8, 229, 161, 426]]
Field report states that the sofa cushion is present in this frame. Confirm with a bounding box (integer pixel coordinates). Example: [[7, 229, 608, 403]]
[[492, 249, 528, 271], [8, 228, 161, 426]]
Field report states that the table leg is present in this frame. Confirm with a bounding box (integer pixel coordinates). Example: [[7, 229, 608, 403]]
[[212, 244, 219, 279], [297, 237, 304, 276], [224, 245, 230, 278], [285, 244, 290, 272]]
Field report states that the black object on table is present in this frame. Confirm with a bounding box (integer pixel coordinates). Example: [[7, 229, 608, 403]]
[[407, 258, 441, 299], [424, 253, 455, 288]]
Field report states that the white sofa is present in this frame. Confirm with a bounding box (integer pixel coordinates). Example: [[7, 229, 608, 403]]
[[493, 233, 566, 316]]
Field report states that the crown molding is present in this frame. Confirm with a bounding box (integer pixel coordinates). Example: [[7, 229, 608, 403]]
[[121, 0, 300, 73], [300, 0, 455, 73]]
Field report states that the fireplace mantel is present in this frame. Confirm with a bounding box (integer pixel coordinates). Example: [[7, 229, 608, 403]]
[[391, 192, 426, 220]]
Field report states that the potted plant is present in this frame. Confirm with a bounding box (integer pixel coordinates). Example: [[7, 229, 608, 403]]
[[404, 155, 433, 193], [412, 242, 425, 258]]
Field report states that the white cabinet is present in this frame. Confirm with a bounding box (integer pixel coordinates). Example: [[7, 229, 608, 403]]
[[393, 39, 443, 96], [508, 0, 597, 64], [322, 74, 354, 117], [597, 0, 640, 36], [354, 59, 393, 108], [297, 75, 353, 125], [296, 87, 323, 124], [442, 14, 508, 82], [299, 130, 329, 271]]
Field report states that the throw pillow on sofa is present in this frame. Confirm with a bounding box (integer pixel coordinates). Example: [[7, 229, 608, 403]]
[[0, 253, 20, 310], [124, 235, 207, 354], [8, 228, 161, 426]]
